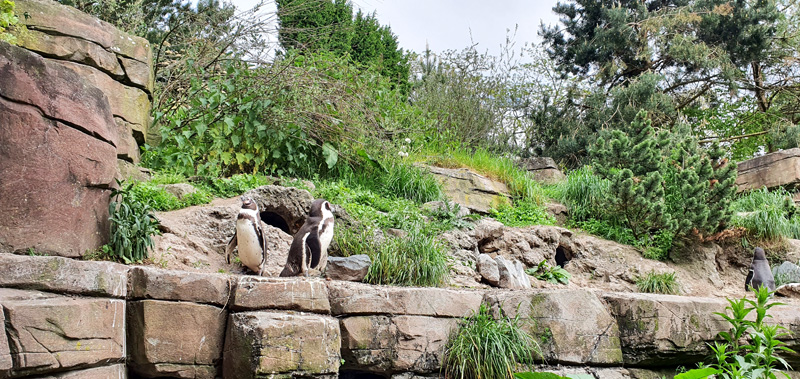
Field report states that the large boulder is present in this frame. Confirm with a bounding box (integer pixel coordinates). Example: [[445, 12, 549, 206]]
[[495, 256, 531, 289], [0, 288, 125, 377], [128, 266, 233, 306], [231, 276, 331, 313], [519, 157, 566, 184], [223, 311, 341, 379], [425, 165, 511, 214], [328, 281, 483, 317], [0, 254, 129, 298], [127, 300, 226, 378], [736, 148, 800, 192], [326, 255, 371, 282], [0, 43, 118, 257], [774, 261, 800, 285]]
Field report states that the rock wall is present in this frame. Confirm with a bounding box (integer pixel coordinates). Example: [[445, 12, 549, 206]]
[[0, 253, 798, 379], [736, 148, 800, 193], [0, 0, 153, 258]]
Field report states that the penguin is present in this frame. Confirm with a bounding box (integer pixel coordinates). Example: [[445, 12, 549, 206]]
[[225, 196, 269, 275], [745, 247, 776, 292], [279, 199, 334, 277]]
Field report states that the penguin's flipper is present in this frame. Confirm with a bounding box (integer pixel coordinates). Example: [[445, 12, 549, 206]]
[[306, 231, 322, 269], [257, 223, 268, 276], [745, 269, 754, 291], [225, 230, 238, 264]]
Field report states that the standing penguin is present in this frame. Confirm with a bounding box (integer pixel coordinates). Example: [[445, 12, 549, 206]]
[[745, 247, 776, 292], [280, 199, 334, 277], [225, 196, 269, 275]]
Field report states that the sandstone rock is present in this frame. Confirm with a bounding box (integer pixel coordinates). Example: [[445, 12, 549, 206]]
[[34, 364, 127, 378], [128, 266, 233, 306], [603, 292, 729, 366], [495, 256, 531, 289], [470, 218, 505, 246], [0, 43, 118, 257], [328, 281, 483, 317], [161, 183, 198, 200], [340, 315, 458, 374], [16, 28, 125, 78], [425, 165, 511, 214], [774, 261, 800, 284], [118, 55, 155, 93], [0, 289, 125, 377], [223, 311, 341, 379], [476, 254, 500, 286], [0, 254, 129, 297], [546, 202, 569, 226], [736, 148, 800, 192], [766, 304, 800, 366], [114, 117, 142, 162], [530, 364, 676, 379], [519, 157, 566, 184], [326, 255, 371, 282], [127, 300, 226, 378], [231, 276, 330, 313], [116, 159, 151, 182], [776, 283, 800, 299], [0, 307, 12, 376], [244, 185, 315, 234], [487, 289, 622, 365]]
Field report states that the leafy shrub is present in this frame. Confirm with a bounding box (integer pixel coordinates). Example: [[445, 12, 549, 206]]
[[635, 271, 679, 294], [444, 303, 541, 379], [365, 228, 450, 287], [731, 187, 800, 241], [490, 199, 555, 228], [129, 181, 212, 211], [525, 260, 571, 285], [108, 181, 161, 263], [0, 0, 19, 44], [678, 287, 796, 378]]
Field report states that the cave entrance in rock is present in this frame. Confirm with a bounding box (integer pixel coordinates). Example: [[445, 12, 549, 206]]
[[260, 211, 291, 235], [555, 246, 569, 267]]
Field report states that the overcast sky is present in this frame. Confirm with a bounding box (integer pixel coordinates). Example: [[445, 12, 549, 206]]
[[229, 0, 563, 56]]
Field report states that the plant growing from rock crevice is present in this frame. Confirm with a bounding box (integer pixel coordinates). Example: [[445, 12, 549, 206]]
[[108, 180, 161, 263]]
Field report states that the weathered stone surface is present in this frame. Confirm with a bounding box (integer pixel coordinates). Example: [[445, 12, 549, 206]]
[[328, 281, 483, 317], [530, 364, 676, 379], [161, 183, 198, 200], [223, 311, 340, 379], [774, 261, 800, 285], [769, 303, 800, 366], [603, 292, 730, 366], [127, 300, 225, 379], [736, 148, 800, 192], [488, 289, 622, 365], [520, 157, 566, 184], [243, 185, 315, 235], [34, 364, 127, 378], [425, 165, 511, 214], [777, 283, 800, 299], [546, 202, 569, 226], [340, 315, 458, 374], [114, 117, 141, 162], [231, 277, 330, 313], [57, 60, 151, 132], [476, 254, 500, 285], [0, 289, 125, 377], [118, 55, 155, 93], [326, 255, 371, 282], [495, 256, 530, 289], [116, 159, 151, 182], [16, 28, 125, 78], [0, 41, 118, 145], [128, 266, 232, 306], [15, 0, 151, 65], [0, 254, 128, 297], [0, 307, 12, 376]]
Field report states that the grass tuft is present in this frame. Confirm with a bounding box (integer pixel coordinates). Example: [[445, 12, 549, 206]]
[[444, 303, 541, 379], [730, 187, 800, 241], [635, 271, 679, 294]]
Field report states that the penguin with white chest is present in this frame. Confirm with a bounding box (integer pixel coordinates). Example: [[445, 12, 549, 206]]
[[280, 199, 334, 277], [745, 247, 776, 292], [225, 196, 269, 275]]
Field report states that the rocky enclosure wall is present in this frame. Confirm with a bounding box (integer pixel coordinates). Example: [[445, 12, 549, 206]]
[[0, 253, 798, 379], [0, 0, 152, 257]]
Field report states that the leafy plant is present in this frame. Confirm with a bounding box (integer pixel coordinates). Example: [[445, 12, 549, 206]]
[[635, 271, 679, 294], [129, 181, 212, 211], [525, 260, 571, 285], [108, 181, 161, 263], [680, 287, 795, 378], [444, 303, 541, 379], [0, 0, 19, 44]]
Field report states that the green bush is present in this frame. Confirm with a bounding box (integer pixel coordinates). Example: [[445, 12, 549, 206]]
[[108, 181, 161, 263], [635, 271, 679, 294], [444, 303, 541, 379]]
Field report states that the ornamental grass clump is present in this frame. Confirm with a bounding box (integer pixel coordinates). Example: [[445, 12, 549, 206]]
[[444, 304, 541, 379]]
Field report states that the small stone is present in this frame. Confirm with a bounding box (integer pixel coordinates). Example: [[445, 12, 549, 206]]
[[326, 255, 371, 282], [476, 254, 500, 286], [160, 183, 197, 200]]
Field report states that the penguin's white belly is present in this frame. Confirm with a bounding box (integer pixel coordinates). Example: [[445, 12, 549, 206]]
[[236, 219, 263, 272], [319, 223, 333, 254]]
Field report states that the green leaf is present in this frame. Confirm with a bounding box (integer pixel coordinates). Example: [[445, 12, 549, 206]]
[[231, 134, 241, 147], [322, 142, 338, 169], [674, 368, 721, 379]]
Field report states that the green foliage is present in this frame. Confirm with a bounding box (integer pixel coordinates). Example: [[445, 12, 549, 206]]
[[635, 271, 679, 295], [364, 227, 451, 287], [276, 0, 409, 91], [0, 0, 19, 44], [193, 174, 275, 199], [546, 166, 609, 222], [444, 304, 541, 379], [490, 199, 555, 228], [683, 287, 797, 378], [673, 367, 722, 379], [108, 181, 161, 263], [731, 187, 800, 241], [525, 260, 571, 285]]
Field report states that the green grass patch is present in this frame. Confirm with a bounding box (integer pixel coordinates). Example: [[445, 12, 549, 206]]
[[730, 187, 800, 241], [490, 199, 555, 228], [635, 271, 679, 294], [444, 303, 541, 379], [129, 181, 212, 211], [545, 166, 609, 222]]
